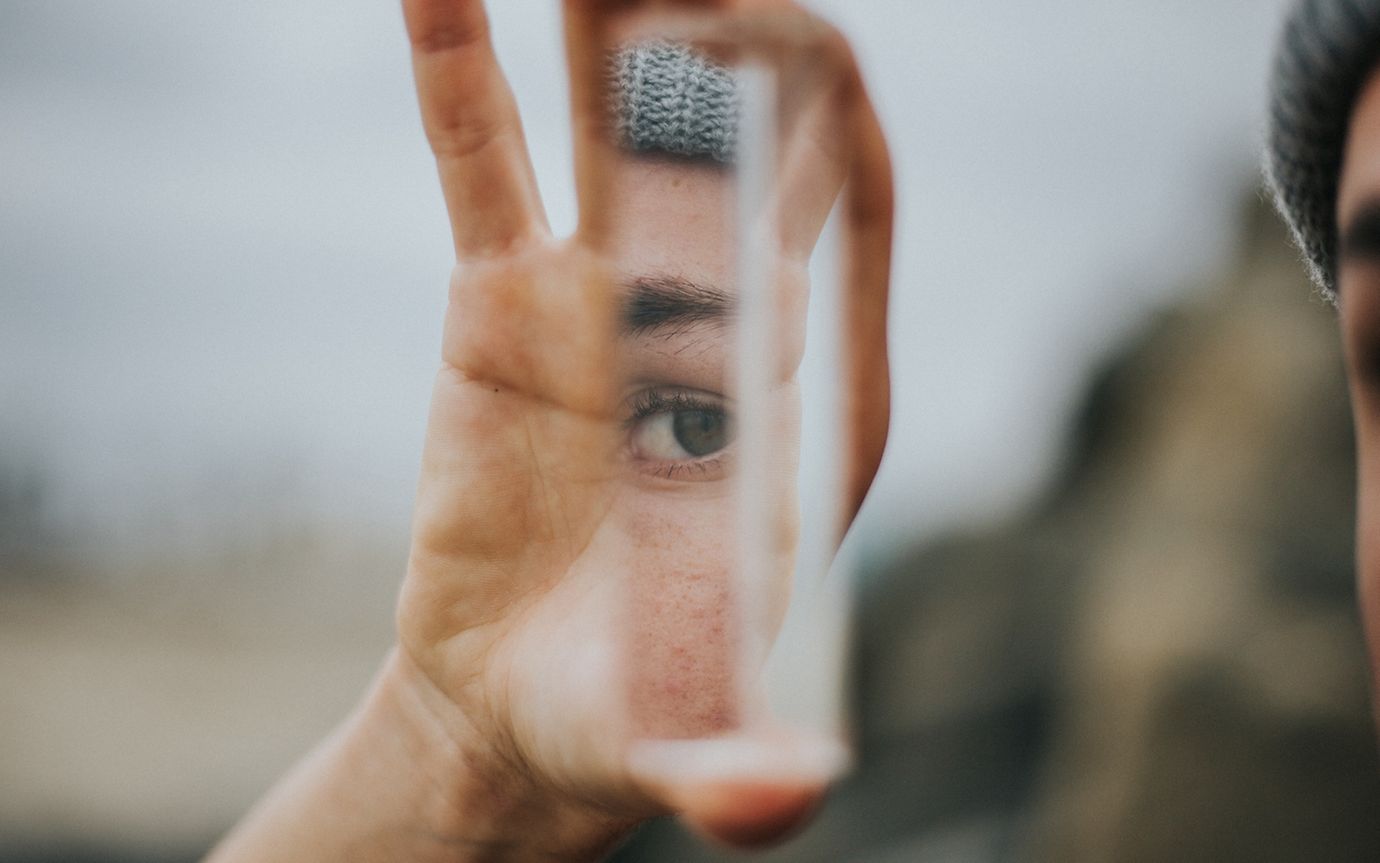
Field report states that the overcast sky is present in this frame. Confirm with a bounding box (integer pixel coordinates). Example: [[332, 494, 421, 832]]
[[0, 0, 1296, 561]]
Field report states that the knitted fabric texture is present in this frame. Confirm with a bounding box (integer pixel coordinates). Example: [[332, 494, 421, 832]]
[[612, 41, 741, 164], [1266, 0, 1380, 302]]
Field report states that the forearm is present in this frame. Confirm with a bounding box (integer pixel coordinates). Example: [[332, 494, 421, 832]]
[[205, 649, 633, 863]]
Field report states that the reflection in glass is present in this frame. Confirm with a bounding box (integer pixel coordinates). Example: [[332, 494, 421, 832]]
[[578, 6, 876, 782]]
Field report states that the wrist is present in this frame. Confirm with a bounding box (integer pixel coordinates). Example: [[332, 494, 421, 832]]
[[368, 648, 638, 861]]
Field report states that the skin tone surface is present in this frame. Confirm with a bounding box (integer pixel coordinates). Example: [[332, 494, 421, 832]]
[[205, 1, 893, 860], [1335, 69, 1380, 713]]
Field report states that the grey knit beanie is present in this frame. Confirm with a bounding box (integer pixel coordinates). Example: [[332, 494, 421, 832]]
[[612, 41, 741, 164], [1266, 0, 1380, 303]]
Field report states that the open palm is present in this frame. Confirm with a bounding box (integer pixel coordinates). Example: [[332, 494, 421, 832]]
[[393, 0, 894, 849]]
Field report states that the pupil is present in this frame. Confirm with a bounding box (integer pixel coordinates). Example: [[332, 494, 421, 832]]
[[672, 410, 727, 457]]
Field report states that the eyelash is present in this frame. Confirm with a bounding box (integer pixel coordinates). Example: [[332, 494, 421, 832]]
[[625, 389, 719, 424], [624, 388, 732, 481]]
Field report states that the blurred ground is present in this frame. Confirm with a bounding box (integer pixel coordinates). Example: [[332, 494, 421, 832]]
[[4, 197, 1379, 861], [0, 536, 399, 861]]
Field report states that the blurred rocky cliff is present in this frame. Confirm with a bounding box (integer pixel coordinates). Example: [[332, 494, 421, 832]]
[[613, 196, 1380, 862]]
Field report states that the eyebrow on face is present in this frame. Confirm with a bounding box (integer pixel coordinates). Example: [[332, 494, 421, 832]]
[[1341, 198, 1380, 265], [620, 275, 733, 336]]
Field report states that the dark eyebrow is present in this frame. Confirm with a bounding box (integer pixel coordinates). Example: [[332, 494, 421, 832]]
[[620, 275, 733, 336], [1341, 198, 1380, 264]]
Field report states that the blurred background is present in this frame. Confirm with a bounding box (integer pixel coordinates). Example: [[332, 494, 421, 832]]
[[4, 0, 1379, 860]]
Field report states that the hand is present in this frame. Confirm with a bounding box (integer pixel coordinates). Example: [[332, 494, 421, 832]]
[[207, 2, 892, 860], [400, 0, 897, 847]]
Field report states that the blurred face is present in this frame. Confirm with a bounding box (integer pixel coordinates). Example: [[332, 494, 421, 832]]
[[1334, 71, 1380, 698]]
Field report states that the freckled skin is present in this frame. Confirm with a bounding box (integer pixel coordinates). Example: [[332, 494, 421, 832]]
[[619, 520, 747, 739], [605, 155, 805, 739]]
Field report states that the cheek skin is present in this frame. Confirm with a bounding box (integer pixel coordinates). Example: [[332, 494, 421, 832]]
[[1355, 469, 1380, 683], [616, 482, 801, 740], [620, 496, 740, 739], [1343, 312, 1380, 721]]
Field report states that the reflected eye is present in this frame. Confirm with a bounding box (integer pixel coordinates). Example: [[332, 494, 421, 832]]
[[626, 388, 734, 479], [634, 408, 731, 459], [671, 410, 729, 457]]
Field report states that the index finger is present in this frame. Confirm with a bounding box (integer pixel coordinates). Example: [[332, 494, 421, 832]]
[[403, 0, 548, 259]]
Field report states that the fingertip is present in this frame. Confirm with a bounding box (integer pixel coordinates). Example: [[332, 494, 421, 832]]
[[626, 735, 846, 848], [679, 779, 826, 849]]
